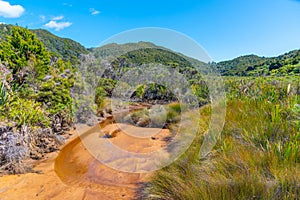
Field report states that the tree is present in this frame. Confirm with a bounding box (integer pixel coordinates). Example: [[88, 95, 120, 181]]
[[0, 26, 51, 85]]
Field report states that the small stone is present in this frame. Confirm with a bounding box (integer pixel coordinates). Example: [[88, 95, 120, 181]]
[[43, 75, 52, 81]]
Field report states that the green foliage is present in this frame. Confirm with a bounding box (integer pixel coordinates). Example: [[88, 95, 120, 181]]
[[224, 76, 299, 102], [217, 49, 300, 76], [142, 76, 300, 200], [217, 54, 266, 76], [7, 96, 50, 127], [165, 102, 183, 123], [94, 86, 106, 110], [90, 41, 203, 67], [97, 78, 117, 96], [0, 83, 8, 107], [125, 103, 183, 128], [135, 84, 145, 98], [32, 29, 88, 64], [37, 62, 74, 116], [111, 48, 192, 70], [0, 25, 75, 128], [0, 25, 87, 65], [191, 80, 209, 105], [0, 26, 51, 81]]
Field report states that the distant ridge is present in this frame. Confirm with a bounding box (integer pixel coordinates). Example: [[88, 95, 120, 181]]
[[1, 24, 299, 76], [216, 49, 300, 76]]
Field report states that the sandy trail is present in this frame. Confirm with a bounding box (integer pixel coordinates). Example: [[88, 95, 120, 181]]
[[0, 122, 171, 200]]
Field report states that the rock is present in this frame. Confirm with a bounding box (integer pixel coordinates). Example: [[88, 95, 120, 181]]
[[30, 151, 43, 160], [109, 128, 120, 137], [105, 108, 113, 114], [104, 113, 113, 118], [98, 117, 106, 122], [43, 75, 52, 81], [62, 126, 70, 131], [98, 110, 105, 117], [50, 56, 59, 65], [136, 118, 150, 127], [54, 135, 65, 146], [59, 73, 67, 78]]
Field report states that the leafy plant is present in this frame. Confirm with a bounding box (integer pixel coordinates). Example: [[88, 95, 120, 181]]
[[7, 97, 50, 127]]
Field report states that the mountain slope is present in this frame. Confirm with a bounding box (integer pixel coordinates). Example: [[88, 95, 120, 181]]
[[217, 50, 300, 76], [0, 25, 88, 65], [32, 29, 88, 64], [4, 24, 299, 77], [87, 42, 206, 83], [89, 41, 205, 66]]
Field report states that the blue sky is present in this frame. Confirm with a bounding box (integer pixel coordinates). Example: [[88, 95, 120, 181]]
[[0, 0, 300, 61]]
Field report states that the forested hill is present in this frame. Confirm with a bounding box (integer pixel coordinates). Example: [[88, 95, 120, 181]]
[[1, 24, 299, 77], [0, 24, 88, 64], [91, 41, 300, 77], [89, 41, 204, 67], [90, 42, 204, 70], [216, 50, 300, 76], [32, 29, 88, 64]]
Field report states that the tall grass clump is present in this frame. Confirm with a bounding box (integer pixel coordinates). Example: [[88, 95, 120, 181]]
[[140, 77, 300, 200]]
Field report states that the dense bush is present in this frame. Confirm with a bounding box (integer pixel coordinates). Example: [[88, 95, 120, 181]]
[[0, 26, 75, 127], [0, 26, 75, 173]]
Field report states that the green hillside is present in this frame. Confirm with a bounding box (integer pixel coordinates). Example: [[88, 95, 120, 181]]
[[217, 50, 300, 76], [0, 25, 88, 65], [87, 42, 209, 109], [89, 41, 204, 67], [32, 29, 88, 64]]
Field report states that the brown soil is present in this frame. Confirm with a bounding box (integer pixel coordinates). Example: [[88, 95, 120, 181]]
[[0, 123, 171, 200]]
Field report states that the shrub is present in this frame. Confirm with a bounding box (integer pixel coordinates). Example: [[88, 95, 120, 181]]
[[7, 97, 50, 127]]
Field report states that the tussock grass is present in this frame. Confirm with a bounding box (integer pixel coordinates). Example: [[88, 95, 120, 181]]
[[140, 77, 300, 200], [126, 102, 184, 128]]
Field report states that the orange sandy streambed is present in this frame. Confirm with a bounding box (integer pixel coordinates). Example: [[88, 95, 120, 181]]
[[0, 123, 171, 200]]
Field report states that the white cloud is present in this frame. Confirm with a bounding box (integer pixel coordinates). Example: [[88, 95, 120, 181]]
[[92, 10, 100, 15], [44, 20, 72, 31], [0, 22, 5, 24], [89, 8, 100, 15], [44, 15, 72, 31], [52, 15, 64, 20], [0, 0, 25, 18]]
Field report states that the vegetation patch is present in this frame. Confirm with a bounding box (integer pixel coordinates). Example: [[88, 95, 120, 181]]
[[140, 77, 300, 200]]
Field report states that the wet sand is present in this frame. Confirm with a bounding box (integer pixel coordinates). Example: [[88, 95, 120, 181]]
[[0, 123, 170, 200]]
